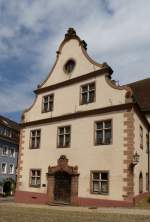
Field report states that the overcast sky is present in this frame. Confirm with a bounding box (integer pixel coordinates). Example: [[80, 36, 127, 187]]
[[0, 0, 150, 122]]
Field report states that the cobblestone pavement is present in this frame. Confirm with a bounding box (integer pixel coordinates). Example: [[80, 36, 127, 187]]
[[1, 202, 150, 216]]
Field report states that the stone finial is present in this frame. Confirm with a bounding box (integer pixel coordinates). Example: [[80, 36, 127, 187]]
[[65, 27, 77, 39]]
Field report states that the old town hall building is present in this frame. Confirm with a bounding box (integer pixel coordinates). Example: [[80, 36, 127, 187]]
[[15, 28, 150, 207]]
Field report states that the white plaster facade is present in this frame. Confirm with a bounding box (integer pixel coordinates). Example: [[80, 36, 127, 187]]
[[15, 28, 150, 206]]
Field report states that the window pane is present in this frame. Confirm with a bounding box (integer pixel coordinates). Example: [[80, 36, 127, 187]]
[[65, 134, 70, 146], [31, 177, 35, 185], [59, 135, 64, 147], [44, 96, 48, 103], [37, 170, 41, 177], [93, 181, 99, 192], [104, 121, 111, 128], [65, 126, 70, 134], [37, 137, 40, 148], [96, 122, 103, 130], [89, 83, 95, 90], [32, 131, 36, 137], [82, 85, 88, 92], [36, 177, 41, 185], [59, 128, 64, 134], [101, 181, 108, 193], [93, 172, 99, 180], [32, 170, 36, 176], [105, 129, 111, 144], [89, 91, 95, 103], [82, 93, 88, 104], [101, 172, 108, 180], [96, 131, 103, 144]]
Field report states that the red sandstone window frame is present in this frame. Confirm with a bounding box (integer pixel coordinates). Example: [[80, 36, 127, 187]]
[[42, 94, 54, 113], [90, 171, 109, 195], [29, 169, 41, 188], [29, 129, 41, 149]]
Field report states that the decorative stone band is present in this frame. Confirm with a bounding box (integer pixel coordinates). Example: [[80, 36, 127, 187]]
[[34, 68, 112, 94], [20, 103, 150, 130], [16, 129, 25, 190]]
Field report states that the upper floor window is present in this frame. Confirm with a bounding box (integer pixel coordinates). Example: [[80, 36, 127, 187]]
[[95, 120, 112, 145], [58, 126, 71, 148], [30, 129, 41, 149], [42, 94, 54, 112], [91, 171, 109, 195], [10, 148, 15, 157], [2, 146, 8, 156], [1, 163, 7, 174], [29, 169, 41, 187], [140, 126, 143, 149], [80, 82, 95, 105], [9, 164, 14, 174]]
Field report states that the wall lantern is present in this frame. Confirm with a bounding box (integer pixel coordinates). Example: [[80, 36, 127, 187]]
[[132, 152, 140, 166]]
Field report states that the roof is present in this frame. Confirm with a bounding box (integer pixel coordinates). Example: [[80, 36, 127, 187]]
[[128, 78, 150, 112], [0, 115, 20, 130]]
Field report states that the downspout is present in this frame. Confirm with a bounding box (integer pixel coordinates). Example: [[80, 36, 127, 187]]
[[148, 131, 150, 192]]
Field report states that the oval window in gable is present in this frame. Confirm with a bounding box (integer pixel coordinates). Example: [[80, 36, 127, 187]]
[[64, 59, 76, 74]]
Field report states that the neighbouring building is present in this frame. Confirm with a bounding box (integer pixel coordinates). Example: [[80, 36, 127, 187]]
[[0, 115, 19, 196], [15, 28, 150, 207]]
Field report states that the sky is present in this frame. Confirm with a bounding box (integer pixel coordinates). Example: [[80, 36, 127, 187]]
[[0, 0, 150, 123]]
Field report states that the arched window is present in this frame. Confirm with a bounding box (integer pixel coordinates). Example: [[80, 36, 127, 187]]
[[139, 172, 143, 193]]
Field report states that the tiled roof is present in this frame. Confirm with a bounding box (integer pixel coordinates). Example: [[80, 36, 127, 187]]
[[128, 78, 150, 112], [0, 115, 19, 130]]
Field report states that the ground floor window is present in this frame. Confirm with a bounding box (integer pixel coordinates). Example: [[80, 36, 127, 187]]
[[139, 172, 143, 193], [91, 171, 109, 195], [29, 169, 41, 187], [146, 173, 149, 191]]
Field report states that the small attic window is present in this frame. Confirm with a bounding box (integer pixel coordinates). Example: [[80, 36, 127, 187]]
[[64, 59, 75, 74]]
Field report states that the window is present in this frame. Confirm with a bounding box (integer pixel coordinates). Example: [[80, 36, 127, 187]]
[[64, 59, 75, 74], [146, 134, 149, 153], [95, 120, 112, 145], [58, 126, 71, 148], [42, 94, 54, 112], [91, 171, 109, 195], [146, 173, 149, 191], [9, 164, 14, 174], [2, 146, 8, 156], [139, 172, 143, 193], [30, 169, 41, 187], [80, 82, 95, 104], [10, 148, 15, 157], [30, 129, 41, 149], [1, 163, 7, 174], [140, 126, 143, 148]]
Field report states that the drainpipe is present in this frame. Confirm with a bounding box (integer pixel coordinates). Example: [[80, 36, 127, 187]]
[[148, 132, 150, 192]]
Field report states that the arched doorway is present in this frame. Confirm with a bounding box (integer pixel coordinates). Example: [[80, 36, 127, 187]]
[[54, 171, 71, 203], [139, 172, 143, 193]]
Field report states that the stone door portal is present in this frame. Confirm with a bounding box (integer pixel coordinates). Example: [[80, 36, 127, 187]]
[[47, 155, 79, 205]]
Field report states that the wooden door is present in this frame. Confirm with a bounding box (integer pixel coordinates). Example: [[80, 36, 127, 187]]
[[54, 171, 71, 203]]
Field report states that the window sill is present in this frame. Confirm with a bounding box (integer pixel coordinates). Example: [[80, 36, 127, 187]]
[[91, 192, 109, 195], [42, 110, 53, 113], [57, 146, 70, 149], [94, 143, 112, 146], [29, 185, 41, 188], [29, 147, 40, 150]]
